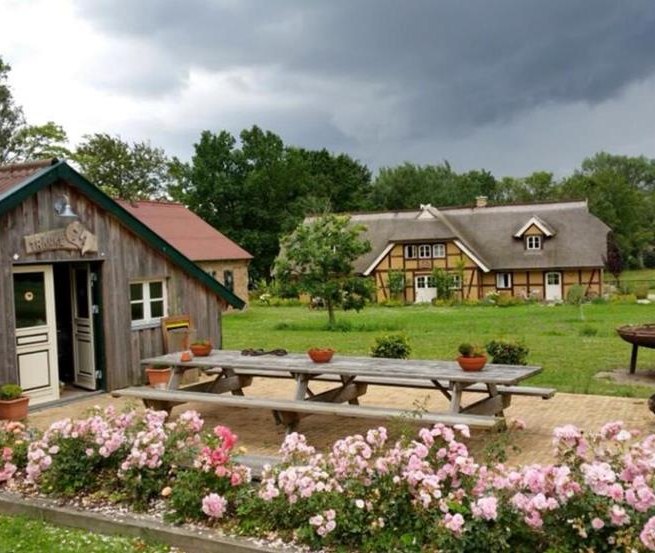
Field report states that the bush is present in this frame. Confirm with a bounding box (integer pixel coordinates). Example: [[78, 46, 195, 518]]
[[370, 334, 411, 359], [241, 422, 655, 552], [0, 421, 31, 482], [495, 294, 524, 307], [579, 325, 598, 337], [485, 339, 529, 365], [634, 283, 650, 300], [386, 270, 405, 299], [0, 384, 22, 401]]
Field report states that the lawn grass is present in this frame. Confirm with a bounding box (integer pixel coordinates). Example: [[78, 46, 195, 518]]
[[0, 515, 173, 553], [223, 302, 655, 397]]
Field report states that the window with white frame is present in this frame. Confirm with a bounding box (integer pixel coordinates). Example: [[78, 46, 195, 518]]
[[526, 235, 542, 250], [416, 275, 436, 288], [496, 273, 512, 289], [450, 274, 462, 289], [404, 245, 417, 259], [432, 243, 446, 258], [418, 244, 432, 258], [130, 280, 167, 325]]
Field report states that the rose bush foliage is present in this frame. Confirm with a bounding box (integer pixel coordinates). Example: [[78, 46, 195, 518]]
[[2, 409, 655, 552]]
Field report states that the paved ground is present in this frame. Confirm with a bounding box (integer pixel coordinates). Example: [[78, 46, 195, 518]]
[[28, 378, 655, 466]]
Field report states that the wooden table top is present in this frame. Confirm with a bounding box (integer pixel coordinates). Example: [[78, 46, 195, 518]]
[[142, 350, 542, 386]]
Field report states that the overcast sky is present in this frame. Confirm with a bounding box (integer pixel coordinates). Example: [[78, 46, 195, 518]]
[[2, 0, 655, 177]]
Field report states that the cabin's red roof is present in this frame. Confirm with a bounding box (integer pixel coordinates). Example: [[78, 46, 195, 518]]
[[117, 200, 252, 261], [0, 159, 57, 196]]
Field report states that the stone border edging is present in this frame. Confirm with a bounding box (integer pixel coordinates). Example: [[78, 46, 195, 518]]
[[0, 492, 289, 553]]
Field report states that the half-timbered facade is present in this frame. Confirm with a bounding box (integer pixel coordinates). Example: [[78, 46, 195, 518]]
[[0, 160, 244, 406], [349, 199, 610, 304]]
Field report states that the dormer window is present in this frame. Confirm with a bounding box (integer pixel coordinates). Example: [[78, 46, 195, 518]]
[[526, 235, 542, 250]]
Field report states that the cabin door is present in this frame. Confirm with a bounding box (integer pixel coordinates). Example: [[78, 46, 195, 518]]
[[414, 275, 437, 303], [12, 265, 59, 405], [70, 264, 97, 390], [545, 271, 562, 301]]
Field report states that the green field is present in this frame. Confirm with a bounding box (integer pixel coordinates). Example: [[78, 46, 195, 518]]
[[223, 302, 655, 397], [0, 516, 173, 553]]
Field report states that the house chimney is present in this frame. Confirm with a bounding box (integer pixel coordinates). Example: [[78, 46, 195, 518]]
[[475, 196, 488, 208]]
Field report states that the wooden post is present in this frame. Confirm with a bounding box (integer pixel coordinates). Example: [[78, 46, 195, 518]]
[[630, 344, 639, 374]]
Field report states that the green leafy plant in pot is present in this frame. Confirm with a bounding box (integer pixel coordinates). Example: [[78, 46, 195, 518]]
[[456, 343, 487, 372], [0, 384, 29, 421]]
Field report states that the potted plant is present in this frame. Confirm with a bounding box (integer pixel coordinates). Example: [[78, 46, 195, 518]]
[[190, 339, 212, 357], [0, 384, 29, 421], [307, 348, 335, 363], [456, 343, 487, 372], [145, 366, 172, 387]]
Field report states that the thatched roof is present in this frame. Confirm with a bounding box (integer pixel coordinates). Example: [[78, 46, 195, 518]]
[[347, 200, 610, 274]]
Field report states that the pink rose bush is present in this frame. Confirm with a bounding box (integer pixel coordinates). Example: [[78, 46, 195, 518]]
[[2, 407, 248, 522], [247, 421, 655, 552], [0, 421, 30, 484], [3, 412, 655, 552]]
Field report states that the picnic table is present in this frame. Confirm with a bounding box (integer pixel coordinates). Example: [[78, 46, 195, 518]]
[[113, 350, 553, 432]]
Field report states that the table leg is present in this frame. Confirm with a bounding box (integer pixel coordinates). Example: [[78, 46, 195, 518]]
[[341, 375, 359, 405], [449, 382, 463, 413]]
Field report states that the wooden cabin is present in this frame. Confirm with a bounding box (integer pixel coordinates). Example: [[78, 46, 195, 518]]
[[347, 199, 610, 303], [0, 160, 244, 406]]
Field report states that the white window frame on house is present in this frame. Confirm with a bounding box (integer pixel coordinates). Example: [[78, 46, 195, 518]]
[[418, 244, 432, 259], [526, 235, 542, 250], [450, 274, 462, 290], [496, 272, 512, 289], [432, 243, 446, 258], [130, 279, 168, 328], [404, 245, 417, 259]]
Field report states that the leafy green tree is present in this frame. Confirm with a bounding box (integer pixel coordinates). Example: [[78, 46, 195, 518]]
[[171, 126, 372, 280], [274, 214, 372, 326], [0, 56, 70, 163], [73, 133, 172, 200]]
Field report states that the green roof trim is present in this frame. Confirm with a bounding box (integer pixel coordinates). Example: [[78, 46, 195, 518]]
[[0, 160, 245, 309]]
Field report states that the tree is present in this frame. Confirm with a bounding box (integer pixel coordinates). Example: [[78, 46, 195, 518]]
[[170, 126, 372, 280], [0, 56, 70, 163], [603, 232, 624, 287], [73, 133, 172, 200], [274, 214, 372, 326]]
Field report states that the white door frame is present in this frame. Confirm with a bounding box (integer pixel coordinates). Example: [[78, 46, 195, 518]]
[[545, 271, 563, 301], [12, 265, 59, 405], [71, 264, 97, 390], [414, 275, 437, 303]]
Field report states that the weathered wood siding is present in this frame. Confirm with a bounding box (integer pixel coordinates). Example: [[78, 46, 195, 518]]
[[0, 179, 224, 389]]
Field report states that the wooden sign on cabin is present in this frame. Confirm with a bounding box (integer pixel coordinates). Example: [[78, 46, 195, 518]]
[[24, 221, 98, 255]]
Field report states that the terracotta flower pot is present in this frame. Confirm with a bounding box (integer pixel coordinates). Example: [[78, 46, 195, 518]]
[[146, 367, 172, 387], [0, 396, 29, 421], [307, 348, 335, 363], [190, 343, 212, 357], [456, 355, 487, 372]]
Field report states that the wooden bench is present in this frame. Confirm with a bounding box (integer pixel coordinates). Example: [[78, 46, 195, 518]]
[[112, 386, 500, 429], [203, 368, 556, 399]]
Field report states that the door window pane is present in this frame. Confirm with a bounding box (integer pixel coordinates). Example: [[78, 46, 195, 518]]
[[74, 268, 90, 318], [14, 272, 47, 328]]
